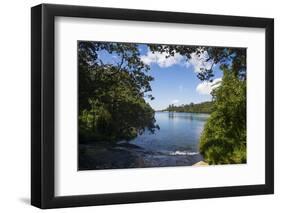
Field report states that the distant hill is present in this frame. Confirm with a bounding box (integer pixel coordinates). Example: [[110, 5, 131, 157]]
[[162, 101, 213, 113]]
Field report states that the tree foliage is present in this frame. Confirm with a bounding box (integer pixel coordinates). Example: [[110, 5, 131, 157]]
[[149, 45, 246, 81], [199, 69, 246, 164], [163, 101, 213, 113], [79, 41, 159, 143]]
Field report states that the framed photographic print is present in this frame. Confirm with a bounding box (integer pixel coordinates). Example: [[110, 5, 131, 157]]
[[31, 3, 274, 209]]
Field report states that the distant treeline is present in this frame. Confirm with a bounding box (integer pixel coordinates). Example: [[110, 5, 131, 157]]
[[163, 101, 213, 113]]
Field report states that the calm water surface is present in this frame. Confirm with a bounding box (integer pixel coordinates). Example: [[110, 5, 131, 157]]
[[79, 111, 210, 170], [130, 112, 209, 157]]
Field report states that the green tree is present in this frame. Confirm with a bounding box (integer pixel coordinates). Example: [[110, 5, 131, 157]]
[[164, 101, 213, 113], [78, 42, 159, 143], [199, 69, 246, 164]]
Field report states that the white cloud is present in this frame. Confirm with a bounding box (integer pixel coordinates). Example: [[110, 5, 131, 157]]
[[188, 51, 214, 73], [141, 50, 184, 68], [171, 99, 180, 104], [196, 78, 222, 95], [141, 49, 215, 74]]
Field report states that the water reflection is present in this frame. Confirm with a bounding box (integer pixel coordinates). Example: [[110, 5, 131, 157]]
[[167, 111, 209, 121], [130, 112, 210, 154]]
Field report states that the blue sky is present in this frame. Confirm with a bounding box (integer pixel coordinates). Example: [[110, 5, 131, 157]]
[[98, 44, 223, 111]]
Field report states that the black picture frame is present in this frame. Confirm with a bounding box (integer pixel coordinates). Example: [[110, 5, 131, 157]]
[[31, 3, 274, 209]]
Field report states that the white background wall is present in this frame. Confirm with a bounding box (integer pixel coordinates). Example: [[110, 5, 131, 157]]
[[0, 0, 279, 212]]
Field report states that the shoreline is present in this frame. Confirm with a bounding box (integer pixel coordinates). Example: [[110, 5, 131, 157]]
[[79, 143, 204, 170], [192, 161, 208, 166], [156, 111, 211, 115]]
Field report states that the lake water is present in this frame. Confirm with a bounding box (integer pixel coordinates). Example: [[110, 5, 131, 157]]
[[79, 111, 210, 170], [129, 111, 210, 166]]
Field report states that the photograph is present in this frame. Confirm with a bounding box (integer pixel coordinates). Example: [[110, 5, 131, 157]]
[[78, 41, 247, 170], [30, 3, 274, 209]]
